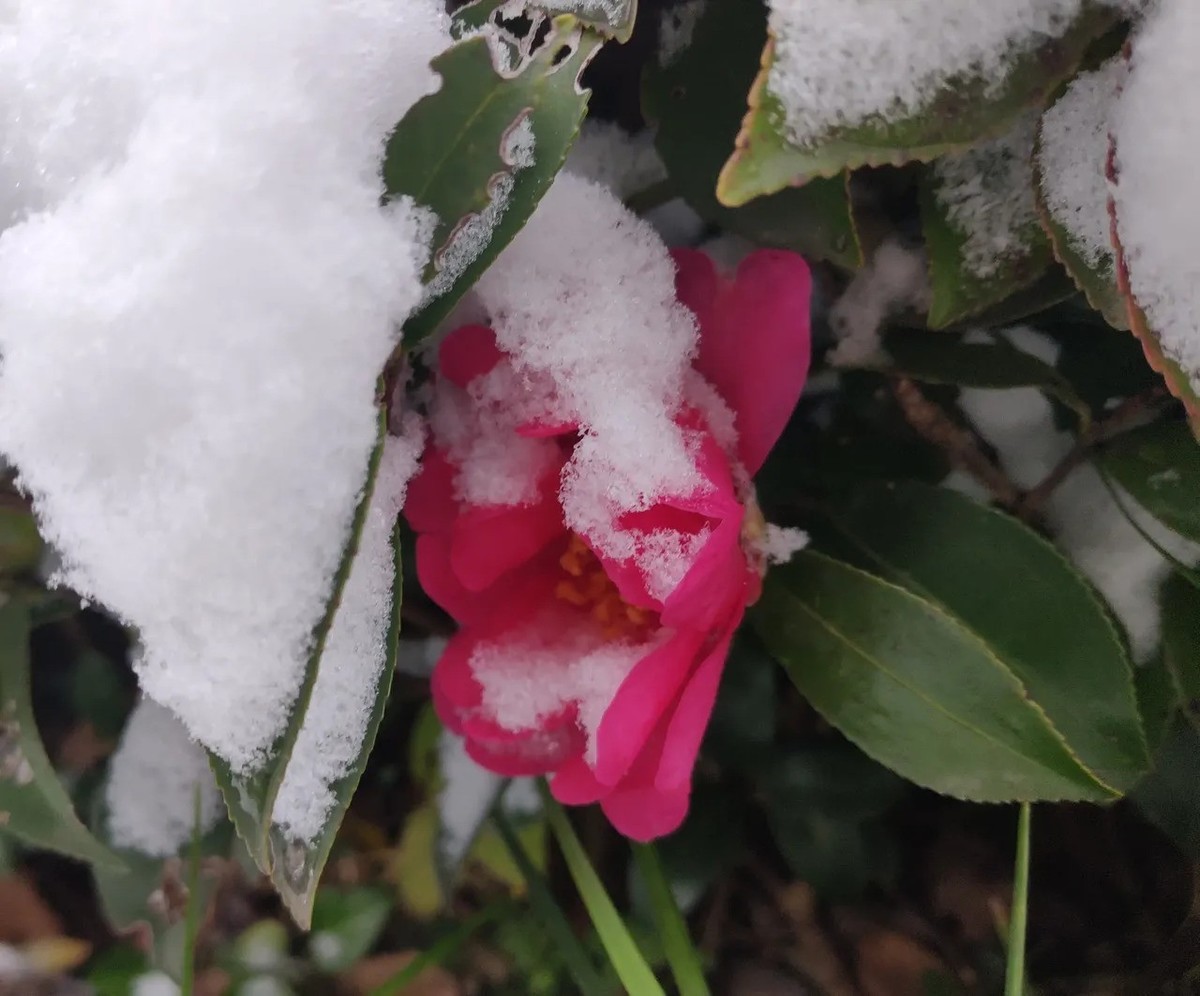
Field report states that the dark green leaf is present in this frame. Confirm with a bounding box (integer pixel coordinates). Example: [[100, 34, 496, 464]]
[[1099, 421, 1200, 545], [385, 15, 600, 347], [0, 504, 43, 577], [1131, 720, 1200, 860], [1134, 657, 1177, 755], [643, 0, 860, 268], [818, 481, 1148, 791], [919, 149, 1054, 329], [878, 328, 1090, 427], [717, 8, 1117, 205], [752, 550, 1118, 802], [0, 601, 122, 867], [1161, 573, 1200, 733], [761, 743, 904, 898]]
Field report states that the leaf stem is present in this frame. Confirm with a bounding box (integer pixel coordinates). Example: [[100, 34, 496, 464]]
[[491, 806, 609, 996], [1005, 802, 1032, 996], [537, 781, 667, 996], [631, 842, 711, 996]]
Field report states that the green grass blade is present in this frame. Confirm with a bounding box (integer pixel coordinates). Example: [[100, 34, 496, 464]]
[[1005, 803, 1032, 996], [631, 842, 711, 996], [492, 807, 609, 996], [537, 781, 666, 996], [180, 788, 204, 996]]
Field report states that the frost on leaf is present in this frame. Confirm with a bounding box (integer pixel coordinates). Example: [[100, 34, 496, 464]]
[[0, 1, 450, 772], [1112, 0, 1200, 394], [105, 699, 223, 858], [764, 0, 1125, 148]]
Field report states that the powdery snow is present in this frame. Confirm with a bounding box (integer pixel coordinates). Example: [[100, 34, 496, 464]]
[[1113, 0, 1200, 390], [0, 0, 450, 771], [766, 0, 1113, 146], [933, 112, 1041, 280], [659, 0, 707, 66], [105, 699, 223, 857], [952, 328, 1200, 662], [564, 122, 667, 200], [272, 421, 425, 842], [466, 173, 704, 568], [829, 239, 930, 366], [1039, 58, 1125, 269]]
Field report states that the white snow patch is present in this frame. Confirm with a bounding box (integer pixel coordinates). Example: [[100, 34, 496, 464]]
[[468, 174, 704, 570], [766, 0, 1125, 146], [132, 972, 180, 996], [955, 328, 1200, 661], [564, 122, 667, 200], [933, 112, 1041, 279], [659, 0, 707, 65], [1038, 58, 1125, 269], [761, 524, 809, 564], [471, 615, 670, 764], [437, 726, 503, 865], [105, 699, 222, 857], [1113, 0, 1200, 390], [829, 239, 930, 366], [0, 0, 450, 771], [273, 422, 426, 843]]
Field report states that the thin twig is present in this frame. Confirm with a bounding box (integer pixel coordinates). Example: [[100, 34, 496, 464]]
[[891, 377, 1022, 509], [1017, 385, 1168, 521]]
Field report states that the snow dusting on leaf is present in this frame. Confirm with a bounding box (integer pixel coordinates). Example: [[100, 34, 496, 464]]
[[0, 1, 450, 771]]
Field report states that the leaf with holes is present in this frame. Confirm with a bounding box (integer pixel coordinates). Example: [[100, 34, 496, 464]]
[[752, 550, 1120, 802], [643, 0, 860, 269], [815, 481, 1148, 793], [385, 14, 600, 348], [716, 7, 1119, 206], [1099, 421, 1200, 545], [918, 121, 1054, 328], [456, 0, 637, 42], [0, 601, 123, 867]]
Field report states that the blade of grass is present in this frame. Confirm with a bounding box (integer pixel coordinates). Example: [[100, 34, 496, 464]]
[[491, 807, 609, 996], [369, 901, 514, 996], [537, 781, 667, 996], [1005, 803, 1032, 996], [631, 842, 711, 996], [180, 788, 204, 996]]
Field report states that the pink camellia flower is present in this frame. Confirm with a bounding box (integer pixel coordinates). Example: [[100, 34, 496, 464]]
[[405, 248, 811, 840]]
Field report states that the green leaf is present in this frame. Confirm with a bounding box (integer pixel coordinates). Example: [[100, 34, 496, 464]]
[[760, 743, 904, 899], [308, 887, 393, 973], [210, 407, 400, 928], [1161, 573, 1200, 733], [817, 481, 1148, 792], [751, 550, 1119, 802], [1098, 421, 1200, 545], [0, 601, 122, 867], [456, 0, 637, 42], [1033, 120, 1127, 330], [1134, 657, 1177, 755], [642, 0, 860, 268], [1131, 719, 1200, 860], [0, 504, 43, 577], [717, 7, 1118, 206], [919, 138, 1054, 329], [630, 843, 711, 996], [537, 783, 666, 996], [385, 14, 600, 348], [878, 329, 1091, 428]]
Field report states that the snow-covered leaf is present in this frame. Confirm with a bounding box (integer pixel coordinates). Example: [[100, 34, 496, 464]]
[[919, 116, 1054, 328], [643, 0, 861, 269], [753, 550, 1120, 802], [0, 601, 122, 867], [717, 3, 1118, 206], [386, 13, 601, 347]]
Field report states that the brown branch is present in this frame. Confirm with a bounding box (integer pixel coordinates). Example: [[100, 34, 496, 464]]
[[1016, 384, 1169, 521], [891, 377, 1023, 510]]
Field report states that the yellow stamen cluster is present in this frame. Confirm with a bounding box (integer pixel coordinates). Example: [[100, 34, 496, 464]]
[[555, 534, 651, 638]]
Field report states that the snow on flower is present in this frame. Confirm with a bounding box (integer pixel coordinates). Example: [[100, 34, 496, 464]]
[[0, 0, 449, 772], [406, 176, 811, 838]]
